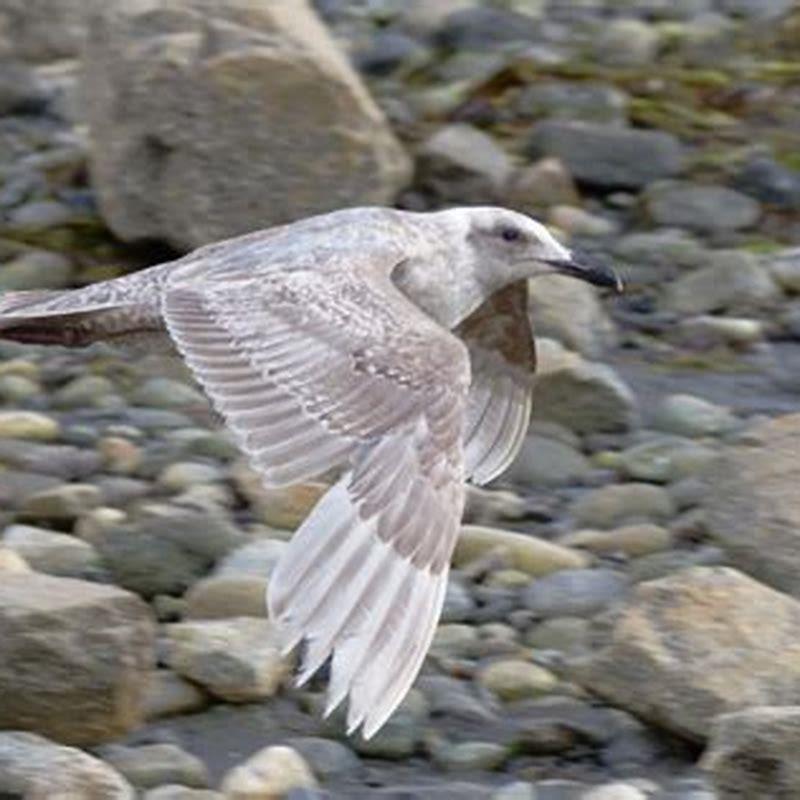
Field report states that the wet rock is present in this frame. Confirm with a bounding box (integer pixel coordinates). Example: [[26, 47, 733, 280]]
[[663, 250, 779, 314], [0, 248, 73, 291], [529, 274, 619, 359], [418, 123, 512, 204], [185, 574, 267, 619], [532, 361, 639, 434], [20, 482, 102, 523], [591, 18, 660, 67], [164, 617, 292, 702], [701, 706, 800, 799], [101, 744, 209, 790], [560, 523, 672, 557], [572, 483, 676, 528], [83, 0, 409, 250], [504, 432, 592, 487], [528, 121, 683, 189], [221, 745, 317, 800], [0, 410, 59, 440], [142, 668, 208, 720], [645, 181, 761, 233], [2, 524, 101, 577], [704, 414, 800, 596], [0, 573, 155, 745], [0, 731, 134, 799], [504, 158, 580, 215], [514, 82, 628, 125], [523, 568, 628, 618], [652, 394, 737, 438], [570, 567, 800, 741], [455, 525, 589, 576], [84, 503, 245, 597], [478, 659, 558, 701]]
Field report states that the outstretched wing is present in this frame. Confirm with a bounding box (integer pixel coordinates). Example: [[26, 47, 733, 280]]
[[162, 262, 470, 737], [455, 280, 536, 485]]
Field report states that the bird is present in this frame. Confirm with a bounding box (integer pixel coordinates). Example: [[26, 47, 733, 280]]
[[0, 205, 621, 737]]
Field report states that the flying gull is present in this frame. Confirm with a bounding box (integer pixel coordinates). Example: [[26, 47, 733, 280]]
[[0, 205, 621, 737]]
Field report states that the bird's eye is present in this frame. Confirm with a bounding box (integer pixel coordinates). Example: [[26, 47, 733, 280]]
[[500, 226, 522, 243]]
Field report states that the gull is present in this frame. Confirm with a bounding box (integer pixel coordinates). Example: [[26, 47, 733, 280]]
[[0, 205, 620, 737]]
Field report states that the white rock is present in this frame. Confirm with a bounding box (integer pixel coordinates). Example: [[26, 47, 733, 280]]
[[220, 745, 317, 800]]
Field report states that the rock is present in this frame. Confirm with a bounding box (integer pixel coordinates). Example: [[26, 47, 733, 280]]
[[493, 782, 537, 800], [734, 155, 800, 210], [717, 0, 794, 18], [616, 437, 717, 483], [350, 689, 429, 760], [131, 377, 207, 409], [185, 574, 268, 619], [527, 274, 618, 358], [673, 315, 765, 350], [286, 737, 363, 782], [0, 410, 59, 441], [548, 205, 618, 237], [215, 537, 287, 578], [701, 706, 800, 799], [478, 659, 558, 700], [0, 573, 155, 745], [571, 483, 676, 528], [0, 439, 102, 479], [0, 546, 31, 573], [0, 1, 88, 60], [431, 623, 480, 658], [525, 617, 590, 657], [0, 731, 134, 799], [164, 617, 292, 702], [532, 361, 639, 434], [83, 0, 410, 250], [20, 483, 102, 523], [652, 394, 737, 437], [528, 121, 683, 189], [433, 741, 508, 772], [560, 524, 672, 557], [455, 525, 589, 575], [144, 789, 224, 800], [2, 524, 101, 577], [435, 7, 539, 48], [514, 82, 628, 125], [0, 373, 39, 402], [158, 461, 225, 492], [523, 568, 628, 618], [570, 567, 800, 741], [354, 31, 430, 77], [504, 432, 592, 487], [505, 157, 580, 216], [591, 18, 660, 67], [583, 785, 647, 800], [704, 414, 800, 596], [645, 181, 761, 233], [53, 375, 117, 409], [663, 250, 779, 315], [142, 668, 208, 720], [100, 744, 209, 790], [9, 199, 76, 229], [417, 123, 512, 203], [221, 745, 318, 800], [0, 248, 73, 291], [232, 462, 326, 530], [613, 228, 707, 271], [83, 503, 244, 597], [770, 248, 800, 293]]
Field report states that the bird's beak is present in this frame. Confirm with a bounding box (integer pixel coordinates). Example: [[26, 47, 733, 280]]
[[543, 252, 624, 293]]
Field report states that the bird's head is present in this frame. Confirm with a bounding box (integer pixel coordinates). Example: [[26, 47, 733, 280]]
[[454, 206, 623, 293]]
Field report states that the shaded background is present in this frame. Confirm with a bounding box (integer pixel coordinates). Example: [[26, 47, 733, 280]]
[[0, 0, 799, 798]]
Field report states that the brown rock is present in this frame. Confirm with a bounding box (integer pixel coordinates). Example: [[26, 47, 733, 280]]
[[571, 567, 800, 741], [0, 573, 156, 745]]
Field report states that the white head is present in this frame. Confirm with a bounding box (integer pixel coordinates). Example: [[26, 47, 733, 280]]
[[442, 206, 623, 293]]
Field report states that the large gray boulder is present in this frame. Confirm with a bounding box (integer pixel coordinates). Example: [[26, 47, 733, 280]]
[[0, 0, 89, 61], [704, 414, 800, 596], [570, 567, 800, 742], [82, 0, 411, 250], [0, 573, 156, 745]]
